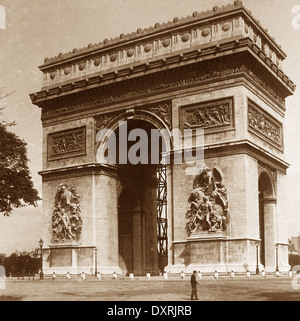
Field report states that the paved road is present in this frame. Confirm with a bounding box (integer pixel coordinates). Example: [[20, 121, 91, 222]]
[[0, 276, 300, 301]]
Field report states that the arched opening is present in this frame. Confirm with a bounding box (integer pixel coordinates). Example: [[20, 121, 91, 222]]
[[98, 116, 170, 275], [258, 170, 276, 271]]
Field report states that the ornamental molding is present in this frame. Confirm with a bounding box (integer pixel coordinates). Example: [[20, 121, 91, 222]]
[[47, 126, 86, 161], [40, 60, 285, 121], [40, 163, 118, 182], [39, 2, 290, 90]]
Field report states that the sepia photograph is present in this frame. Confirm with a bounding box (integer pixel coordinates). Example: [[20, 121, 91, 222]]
[[0, 0, 300, 308]]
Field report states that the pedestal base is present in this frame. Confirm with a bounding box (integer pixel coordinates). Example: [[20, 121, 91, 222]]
[[42, 244, 96, 276], [42, 243, 123, 275], [168, 237, 266, 273]]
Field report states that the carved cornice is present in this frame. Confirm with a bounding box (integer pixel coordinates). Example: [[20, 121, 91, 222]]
[[38, 1, 290, 91], [37, 54, 287, 122], [40, 163, 118, 182], [167, 139, 288, 174], [31, 40, 294, 110]]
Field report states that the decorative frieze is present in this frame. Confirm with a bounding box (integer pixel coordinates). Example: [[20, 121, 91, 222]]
[[248, 100, 282, 147], [41, 58, 285, 121], [48, 126, 86, 160], [181, 98, 233, 131]]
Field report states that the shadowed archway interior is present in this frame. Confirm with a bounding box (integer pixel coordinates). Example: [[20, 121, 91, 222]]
[[114, 119, 168, 275], [259, 170, 275, 269]]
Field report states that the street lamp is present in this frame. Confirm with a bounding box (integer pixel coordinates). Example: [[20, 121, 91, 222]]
[[94, 248, 98, 277], [39, 239, 43, 280], [275, 243, 279, 273], [255, 241, 260, 275]]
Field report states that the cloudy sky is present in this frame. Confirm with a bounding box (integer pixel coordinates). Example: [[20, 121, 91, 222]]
[[0, 0, 300, 254]]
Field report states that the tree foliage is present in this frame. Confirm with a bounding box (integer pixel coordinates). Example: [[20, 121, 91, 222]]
[[0, 251, 41, 277], [0, 88, 40, 216]]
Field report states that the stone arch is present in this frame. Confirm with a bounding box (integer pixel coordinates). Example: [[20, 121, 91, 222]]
[[258, 166, 276, 199], [95, 109, 172, 164], [95, 110, 169, 275]]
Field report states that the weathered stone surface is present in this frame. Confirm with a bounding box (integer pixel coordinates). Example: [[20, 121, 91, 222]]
[[32, 3, 294, 275]]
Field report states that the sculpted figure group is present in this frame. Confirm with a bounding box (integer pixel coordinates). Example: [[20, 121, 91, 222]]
[[52, 184, 82, 242], [186, 166, 229, 234]]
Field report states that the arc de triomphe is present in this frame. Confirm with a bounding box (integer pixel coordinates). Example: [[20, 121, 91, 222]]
[[30, 1, 295, 275]]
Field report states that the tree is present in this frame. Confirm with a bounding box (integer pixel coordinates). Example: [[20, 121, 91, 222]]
[[0, 88, 40, 216]]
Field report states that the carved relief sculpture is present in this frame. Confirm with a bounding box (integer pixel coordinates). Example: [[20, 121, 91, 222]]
[[248, 100, 282, 147], [48, 127, 86, 160], [185, 103, 230, 129], [95, 102, 172, 132], [147, 103, 172, 129], [182, 98, 233, 131], [52, 184, 83, 243], [186, 165, 229, 235]]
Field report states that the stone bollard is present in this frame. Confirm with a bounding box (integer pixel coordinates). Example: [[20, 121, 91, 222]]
[[129, 273, 134, 280], [230, 271, 235, 279], [261, 270, 266, 278], [180, 271, 185, 279], [146, 272, 151, 280], [288, 269, 293, 278], [66, 272, 71, 280], [81, 272, 86, 281], [198, 271, 202, 279], [163, 272, 168, 280], [275, 270, 279, 278], [246, 270, 250, 278], [113, 272, 118, 279], [52, 272, 56, 281], [214, 271, 218, 279]]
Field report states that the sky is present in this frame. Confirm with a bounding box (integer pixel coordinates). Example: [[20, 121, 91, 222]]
[[0, 0, 300, 254]]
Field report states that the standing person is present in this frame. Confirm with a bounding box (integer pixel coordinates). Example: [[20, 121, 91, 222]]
[[191, 270, 199, 300]]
